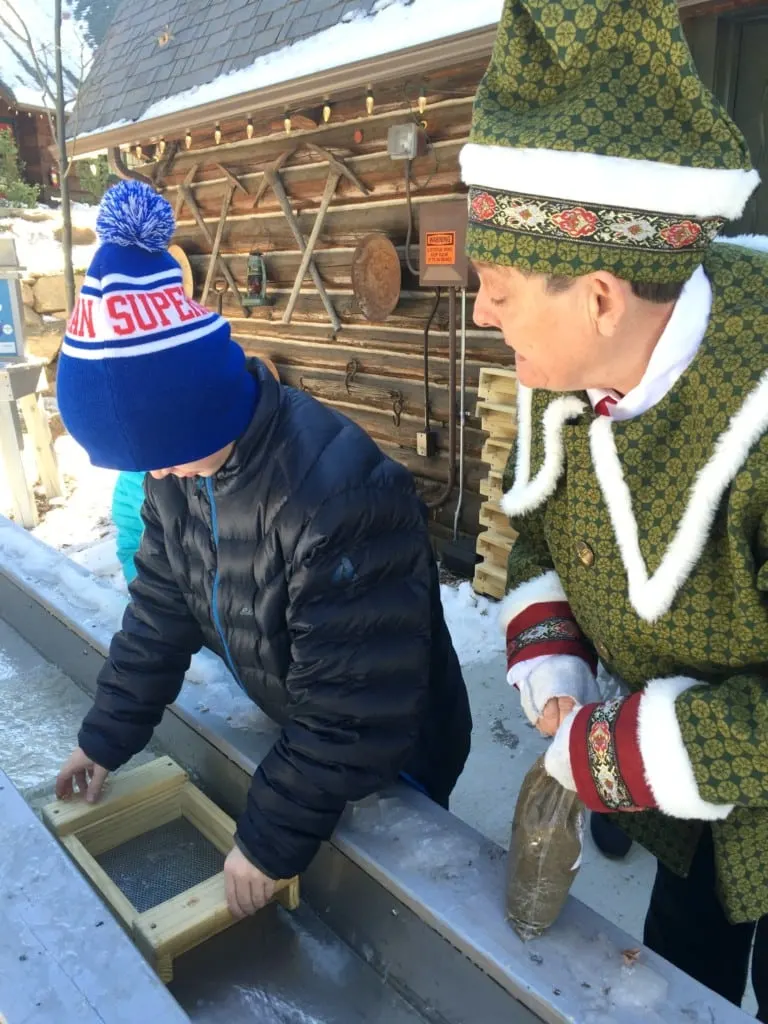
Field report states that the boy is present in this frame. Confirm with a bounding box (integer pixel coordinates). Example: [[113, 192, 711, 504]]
[[55, 181, 471, 919]]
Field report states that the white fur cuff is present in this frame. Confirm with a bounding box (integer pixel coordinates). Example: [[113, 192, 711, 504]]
[[638, 677, 734, 821], [509, 654, 600, 727], [498, 570, 567, 632]]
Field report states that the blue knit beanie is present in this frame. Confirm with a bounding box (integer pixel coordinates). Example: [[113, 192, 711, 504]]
[[57, 181, 257, 471]]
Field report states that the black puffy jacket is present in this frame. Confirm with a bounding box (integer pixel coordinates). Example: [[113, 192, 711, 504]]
[[80, 361, 471, 878]]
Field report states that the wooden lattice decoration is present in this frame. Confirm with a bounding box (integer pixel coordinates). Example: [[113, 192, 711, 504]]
[[473, 368, 518, 600], [43, 758, 299, 983]]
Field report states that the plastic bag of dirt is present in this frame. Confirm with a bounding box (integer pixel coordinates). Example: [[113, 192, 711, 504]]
[[506, 755, 584, 941]]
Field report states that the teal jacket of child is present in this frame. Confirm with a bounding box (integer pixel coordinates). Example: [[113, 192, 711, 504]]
[[112, 471, 146, 584]]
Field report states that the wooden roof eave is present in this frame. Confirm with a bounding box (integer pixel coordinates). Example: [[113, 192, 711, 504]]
[[66, 24, 497, 157]]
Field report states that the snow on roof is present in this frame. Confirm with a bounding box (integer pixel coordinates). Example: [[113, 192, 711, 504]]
[[0, 0, 93, 110], [77, 0, 502, 140]]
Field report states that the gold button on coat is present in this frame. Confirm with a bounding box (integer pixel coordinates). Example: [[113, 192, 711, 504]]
[[575, 540, 595, 567]]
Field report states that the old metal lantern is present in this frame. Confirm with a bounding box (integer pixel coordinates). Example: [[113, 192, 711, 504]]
[[243, 251, 269, 307]]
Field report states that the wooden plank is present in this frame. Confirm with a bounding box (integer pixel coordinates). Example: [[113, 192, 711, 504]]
[[264, 167, 341, 334], [174, 162, 199, 218], [134, 871, 296, 965], [479, 500, 517, 540], [282, 167, 342, 326], [61, 834, 138, 928], [17, 392, 63, 499], [479, 470, 503, 502], [477, 366, 517, 404], [201, 180, 236, 306], [214, 163, 249, 196], [476, 529, 514, 570], [178, 183, 247, 314], [473, 561, 506, 600], [43, 758, 188, 837], [180, 784, 235, 856], [74, 790, 184, 857], [0, 400, 37, 528], [481, 438, 512, 472], [478, 402, 517, 441]]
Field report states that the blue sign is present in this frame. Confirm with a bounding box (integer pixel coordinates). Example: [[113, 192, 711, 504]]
[[0, 277, 20, 357]]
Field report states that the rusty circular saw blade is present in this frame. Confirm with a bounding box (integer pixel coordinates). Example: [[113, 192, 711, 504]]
[[351, 234, 402, 323]]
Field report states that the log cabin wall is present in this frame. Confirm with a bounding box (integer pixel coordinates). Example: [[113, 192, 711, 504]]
[[147, 59, 511, 550]]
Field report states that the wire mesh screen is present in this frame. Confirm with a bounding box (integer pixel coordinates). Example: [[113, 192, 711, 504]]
[[96, 816, 225, 914]]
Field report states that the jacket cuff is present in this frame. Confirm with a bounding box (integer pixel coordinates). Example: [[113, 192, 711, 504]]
[[637, 678, 734, 821], [562, 680, 735, 819], [233, 832, 281, 881], [77, 725, 130, 773], [500, 571, 597, 675]]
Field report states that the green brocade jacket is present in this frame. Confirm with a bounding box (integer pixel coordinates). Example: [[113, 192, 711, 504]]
[[502, 241, 768, 923]]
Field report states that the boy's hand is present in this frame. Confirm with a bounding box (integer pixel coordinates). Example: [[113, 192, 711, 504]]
[[536, 696, 576, 737], [56, 747, 109, 803], [224, 846, 276, 918]]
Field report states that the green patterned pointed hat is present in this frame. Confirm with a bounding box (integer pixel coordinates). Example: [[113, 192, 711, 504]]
[[461, 0, 760, 282]]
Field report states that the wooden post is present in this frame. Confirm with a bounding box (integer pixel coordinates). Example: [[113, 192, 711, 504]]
[[201, 181, 236, 307], [265, 168, 341, 334], [0, 400, 37, 528], [18, 392, 63, 499], [180, 184, 247, 315], [282, 169, 340, 325]]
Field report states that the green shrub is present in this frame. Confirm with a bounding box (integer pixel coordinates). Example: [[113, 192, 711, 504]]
[[0, 130, 40, 208]]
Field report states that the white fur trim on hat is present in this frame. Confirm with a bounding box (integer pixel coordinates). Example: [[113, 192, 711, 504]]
[[460, 144, 760, 221]]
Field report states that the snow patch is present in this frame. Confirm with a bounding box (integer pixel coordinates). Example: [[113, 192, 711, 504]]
[[440, 580, 504, 666], [0, 204, 99, 276]]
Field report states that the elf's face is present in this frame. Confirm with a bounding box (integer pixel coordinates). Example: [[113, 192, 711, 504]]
[[150, 443, 234, 480], [472, 263, 631, 392]]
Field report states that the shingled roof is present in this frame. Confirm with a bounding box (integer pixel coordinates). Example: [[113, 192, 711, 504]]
[[71, 0, 502, 142], [74, 0, 390, 138]]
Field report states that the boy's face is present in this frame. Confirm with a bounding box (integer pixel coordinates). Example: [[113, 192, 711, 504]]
[[149, 442, 234, 480]]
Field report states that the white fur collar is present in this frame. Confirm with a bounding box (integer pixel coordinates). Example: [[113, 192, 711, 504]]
[[501, 387, 586, 517], [591, 370, 768, 622]]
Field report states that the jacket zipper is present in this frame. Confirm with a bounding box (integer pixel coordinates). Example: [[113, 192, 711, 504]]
[[204, 477, 245, 691]]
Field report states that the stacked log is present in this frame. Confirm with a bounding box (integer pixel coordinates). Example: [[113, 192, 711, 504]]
[[473, 367, 518, 600]]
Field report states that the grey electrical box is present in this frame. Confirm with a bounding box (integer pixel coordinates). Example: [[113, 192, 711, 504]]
[[418, 199, 470, 288], [0, 239, 26, 363], [387, 123, 428, 161]]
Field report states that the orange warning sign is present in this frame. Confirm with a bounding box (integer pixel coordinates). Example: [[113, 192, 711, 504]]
[[425, 231, 456, 266]]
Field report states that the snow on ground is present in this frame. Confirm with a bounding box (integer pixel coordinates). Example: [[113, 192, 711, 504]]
[[0, 204, 99, 276], [0, 0, 93, 109], [79, 0, 504, 141]]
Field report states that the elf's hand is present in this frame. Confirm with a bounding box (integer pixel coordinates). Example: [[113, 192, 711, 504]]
[[543, 699, 645, 812], [224, 845, 276, 918], [537, 696, 576, 737]]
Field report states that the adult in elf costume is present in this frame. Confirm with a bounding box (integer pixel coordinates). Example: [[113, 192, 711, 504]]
[[461, 0, 767, 1015]]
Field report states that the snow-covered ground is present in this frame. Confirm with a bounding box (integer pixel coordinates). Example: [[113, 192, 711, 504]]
[[0, 203, 99, 276]]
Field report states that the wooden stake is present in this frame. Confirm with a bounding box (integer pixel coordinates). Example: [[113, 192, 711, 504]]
[[174, 162, 199, 219], [282, 169, 340, 325], [214, 164, 249, 196], [201, 181, 236, 307], [0, 401, 36, 528], [265, 168, 341, 334], [180, 184, 247, 314], [17, 393, 63, 499]]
